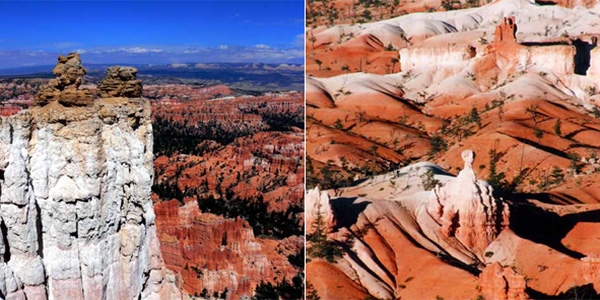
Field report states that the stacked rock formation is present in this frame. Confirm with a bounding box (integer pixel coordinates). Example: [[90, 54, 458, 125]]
[[0, 55, 181, 299], [428, 150, 510, 259], [34, 53, 94, 106], [97, 66, 143, 98]]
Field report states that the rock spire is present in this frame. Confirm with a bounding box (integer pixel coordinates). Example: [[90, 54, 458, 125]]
[[428, 150, 510, 258]]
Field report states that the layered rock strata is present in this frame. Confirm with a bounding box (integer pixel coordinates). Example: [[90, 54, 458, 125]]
[[97, 66, 143, 98], [480, 262, 530, 300], [0, 55, 181, 299], [399, 45, 476, 70]]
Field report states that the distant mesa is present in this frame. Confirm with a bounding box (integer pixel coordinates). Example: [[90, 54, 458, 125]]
[[34, 53, 143, 106]]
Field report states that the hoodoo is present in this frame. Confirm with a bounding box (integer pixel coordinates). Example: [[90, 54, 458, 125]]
[[494, 16, 518, 45], [0, 54, 181, 299], [34, 53, 95, 107], [427, 150, 510, 260]]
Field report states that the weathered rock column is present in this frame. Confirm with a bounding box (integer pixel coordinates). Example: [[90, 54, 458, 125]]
[[0, 54, 181, 300]]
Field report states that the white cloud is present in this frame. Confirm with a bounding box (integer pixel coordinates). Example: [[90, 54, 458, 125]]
[[123, 47, 163, 54], [0, 42, 304, 69], [28, 50, 46, 57]]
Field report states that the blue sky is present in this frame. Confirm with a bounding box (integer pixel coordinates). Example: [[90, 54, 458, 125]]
[[0, 1, 304, 69]]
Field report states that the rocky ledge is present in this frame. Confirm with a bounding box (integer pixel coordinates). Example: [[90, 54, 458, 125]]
[[0, 54, 181, 299]]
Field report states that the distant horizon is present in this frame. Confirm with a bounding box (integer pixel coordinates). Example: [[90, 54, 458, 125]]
[[0, 1, 304, 69], [0, 60, 304, 76]]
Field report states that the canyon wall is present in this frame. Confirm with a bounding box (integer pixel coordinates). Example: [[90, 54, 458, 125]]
[[398, 17, 577, 76], [399, 45, 476, 70], [0, 54, 181, 299], [154, 199, 299, 299], [520, 45, 576, 75]]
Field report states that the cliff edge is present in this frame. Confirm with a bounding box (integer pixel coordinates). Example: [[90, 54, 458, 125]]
[[0, 54, 181, 299]]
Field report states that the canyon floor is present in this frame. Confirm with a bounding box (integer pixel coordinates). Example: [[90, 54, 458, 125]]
[[306, 0, 600, 299], [150, 85, 305, 299], [0, 70, 304, 299]]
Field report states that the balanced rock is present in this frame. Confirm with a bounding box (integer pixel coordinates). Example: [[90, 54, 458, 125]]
[[97, 66, 143, 98], [34, 53, 94, 107]]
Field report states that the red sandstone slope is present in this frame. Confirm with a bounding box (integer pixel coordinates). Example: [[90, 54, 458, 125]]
[[307, 0, 600, 299], [307, 153, 600, 299]]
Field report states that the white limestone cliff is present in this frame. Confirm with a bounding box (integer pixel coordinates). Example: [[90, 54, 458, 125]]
[[0, 97, 182, 300]]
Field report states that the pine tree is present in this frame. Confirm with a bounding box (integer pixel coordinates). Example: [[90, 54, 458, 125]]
[[469, 107, 482, 129], [310, 201, 327, 244], [421, 169, 440, 191], [487, 148, 506, 189], [554, 119, 562, 137], [550, 166, 564, 184], [334, 119, 343, 130], [315, 59, 323, 71], [534, 128, 543, 143], [307, 200, 342, 263], [307, 282, 321, 300]]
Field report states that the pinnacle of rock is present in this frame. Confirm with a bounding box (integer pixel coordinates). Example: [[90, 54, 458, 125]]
[[460, 149, 477, 179], [480, 262, 530, 300], [97, 66, 143, 98], [428, 150, 510, 259], [0, 97, 181, 299], [494, 16, 518, 44], [34, 53, 95, 106]]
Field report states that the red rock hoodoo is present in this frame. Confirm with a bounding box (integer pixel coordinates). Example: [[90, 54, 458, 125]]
[[494, 16, 518, 45]]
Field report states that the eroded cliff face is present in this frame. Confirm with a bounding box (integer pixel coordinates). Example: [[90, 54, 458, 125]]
[[305, 187, 334, 235], [154, 199, 299, 300], [306, 151, 517, 299], [399, 45, 476, 70], [0, 54, 181, 300]]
